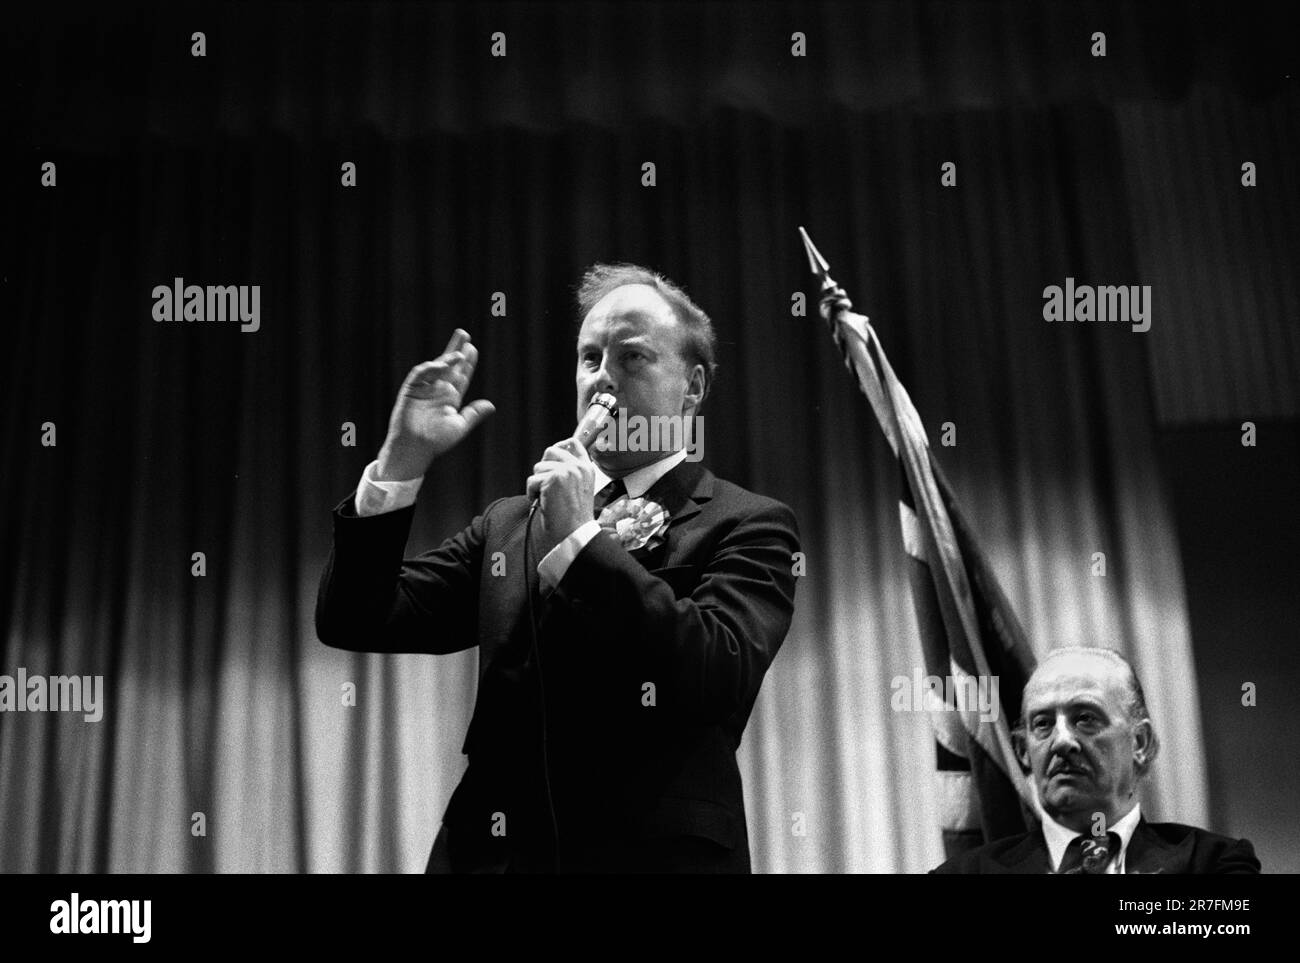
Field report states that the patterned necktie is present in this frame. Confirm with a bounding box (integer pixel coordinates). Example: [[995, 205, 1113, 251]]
[[1058, 832, 1121, 874], [593, 478, 627, 517]]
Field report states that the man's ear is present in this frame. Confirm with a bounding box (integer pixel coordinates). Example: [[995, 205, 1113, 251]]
[[1131, 718, 1156, 776], [683, 364, 706, 413]]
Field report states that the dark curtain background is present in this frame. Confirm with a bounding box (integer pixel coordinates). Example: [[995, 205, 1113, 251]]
[[4, 1, 1296, 872]]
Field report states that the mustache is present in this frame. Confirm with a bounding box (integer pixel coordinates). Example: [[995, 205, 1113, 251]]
[[1047, 758, 1090, 777]]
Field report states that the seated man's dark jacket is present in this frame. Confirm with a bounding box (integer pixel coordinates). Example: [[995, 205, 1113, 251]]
[[316, 459, 799, 873], [931, 819, 1261, 874]]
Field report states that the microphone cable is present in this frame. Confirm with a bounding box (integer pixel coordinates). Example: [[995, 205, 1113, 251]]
[[524, 498, 562, 873], [519, 392, 615, 873]]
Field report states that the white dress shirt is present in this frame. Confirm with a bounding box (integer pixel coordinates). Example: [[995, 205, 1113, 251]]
[[353, 446, 689, 593], [1040, 802, 1143, 874]]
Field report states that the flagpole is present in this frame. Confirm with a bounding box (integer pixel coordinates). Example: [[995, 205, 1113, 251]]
[[798, 227, 1035, 821]]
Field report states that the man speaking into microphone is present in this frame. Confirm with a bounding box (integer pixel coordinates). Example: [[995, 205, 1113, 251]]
[[316, 263, 800, 873]]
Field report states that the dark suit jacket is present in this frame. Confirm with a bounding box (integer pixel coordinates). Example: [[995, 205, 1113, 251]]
[[316, 459, 800, 873], [931, 818, 1261, 874]]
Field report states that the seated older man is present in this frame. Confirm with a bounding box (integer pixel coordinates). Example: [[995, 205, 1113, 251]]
[[933, 646, 1260, 874]]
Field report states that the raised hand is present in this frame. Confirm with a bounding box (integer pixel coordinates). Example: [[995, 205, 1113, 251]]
[[376, 329, 495, 481]]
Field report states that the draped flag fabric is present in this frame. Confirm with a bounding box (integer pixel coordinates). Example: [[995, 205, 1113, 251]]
[[800, 228, 1039, 855]]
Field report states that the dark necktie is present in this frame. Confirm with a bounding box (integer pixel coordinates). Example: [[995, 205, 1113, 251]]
[[593, 478, 627, 517], [1058, 832, 1121, 874]]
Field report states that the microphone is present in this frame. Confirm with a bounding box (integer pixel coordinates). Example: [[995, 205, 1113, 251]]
[[529, 392, 618, 507], [571, 392, 618, 451]]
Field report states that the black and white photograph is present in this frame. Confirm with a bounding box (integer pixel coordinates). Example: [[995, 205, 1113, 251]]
[[4, 0, 1295, 942]]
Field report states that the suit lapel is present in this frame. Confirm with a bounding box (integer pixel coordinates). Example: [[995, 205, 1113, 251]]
[[631, 460, 713, 567], [1124, 819, 1188, 875], [994, 831, 1054, 874], [641, 459, 712, 530]]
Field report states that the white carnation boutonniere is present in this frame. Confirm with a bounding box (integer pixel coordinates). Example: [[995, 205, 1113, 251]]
[[597, 496, 670, 554]]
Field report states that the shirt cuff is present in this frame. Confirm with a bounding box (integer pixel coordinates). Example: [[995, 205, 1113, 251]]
[[538, 520, 603, 594], [354, 459, 424, 516]]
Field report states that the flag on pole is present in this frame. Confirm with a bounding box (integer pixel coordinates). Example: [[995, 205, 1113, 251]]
[[799, 227, 1038, 855]]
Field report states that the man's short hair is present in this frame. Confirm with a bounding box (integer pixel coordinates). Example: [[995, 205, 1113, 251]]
[[1020, 646, 1161, 778], [576, 263, 719, 410]]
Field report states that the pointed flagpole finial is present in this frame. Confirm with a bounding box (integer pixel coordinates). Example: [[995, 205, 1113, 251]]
[[799, 225, 857, 329], [798, 226, 835, 289]]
